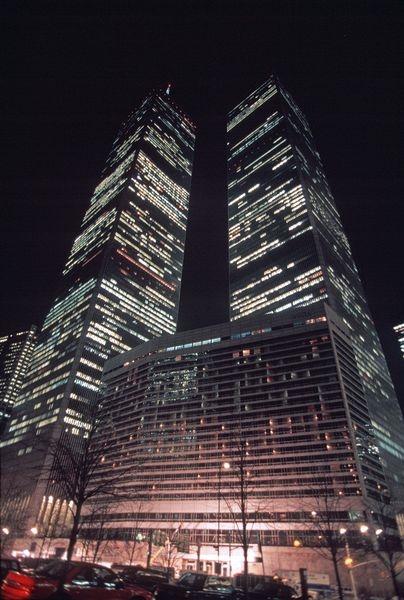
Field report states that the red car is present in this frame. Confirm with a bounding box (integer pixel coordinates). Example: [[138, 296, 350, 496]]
[[1, 559, 154, 600]]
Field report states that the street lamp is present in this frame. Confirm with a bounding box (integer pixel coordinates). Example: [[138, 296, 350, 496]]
[[2, 527, 10, 536], [30, 526, 38, 536], [339, 528, 358, 600], [217, 460, 230, 574]]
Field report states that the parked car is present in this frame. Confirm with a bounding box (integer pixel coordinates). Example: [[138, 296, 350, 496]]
[[1, 559, 153, 600], [155, 571, 244, 600], [119, 566, 170, 591], [1, 557, 21, 583], [248, 578, 300, 600], [19, 557, 56, 575]]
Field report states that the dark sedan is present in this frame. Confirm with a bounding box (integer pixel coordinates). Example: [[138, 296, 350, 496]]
[[155, 571, 244, 600], [1, 558, 21, 583]]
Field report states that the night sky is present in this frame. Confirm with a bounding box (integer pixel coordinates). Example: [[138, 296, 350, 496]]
[[2, 1, 403, 406]]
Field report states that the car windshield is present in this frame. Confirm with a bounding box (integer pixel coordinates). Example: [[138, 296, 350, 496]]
[[137, 572, 166, 580], [35, 561, 70, 578], [122, 569, 166, 581], [1, 559, 19, 571], [204, 576, 232, 590]]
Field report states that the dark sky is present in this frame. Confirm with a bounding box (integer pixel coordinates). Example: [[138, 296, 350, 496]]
[[2, 1, 403, 406]]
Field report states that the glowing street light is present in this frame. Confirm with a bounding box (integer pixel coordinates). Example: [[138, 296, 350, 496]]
[[359, 525, 369, 534], [311, 511, 317, 517], [375, 528, 383, 536], [30, 526, 38, 536], [293, 539, 302, 548], [339, 527, 358, 600], [2, 527, 10, 535]]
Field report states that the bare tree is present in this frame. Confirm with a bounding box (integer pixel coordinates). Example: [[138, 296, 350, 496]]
[[44, 412, 137, 561], [0, 481, 29, 553], [362, 499, 404, 599], [155, 525, 187, 571], [299, 482, 360, 600], [121, 501, 149, 566], [79, 498, 114, 562], [222, 425, 266, 594], [37, 509, 62, 558], [123, 536, 145, 567]]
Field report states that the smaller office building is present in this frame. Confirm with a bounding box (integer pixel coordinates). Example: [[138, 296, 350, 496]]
[[79, 303, 390, 586]]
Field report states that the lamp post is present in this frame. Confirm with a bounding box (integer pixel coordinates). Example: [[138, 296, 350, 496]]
[[217, 461, 230, 574], [29, 526, 38, 557], [340, 528, 358, 600], [1, 527, 10, 554]]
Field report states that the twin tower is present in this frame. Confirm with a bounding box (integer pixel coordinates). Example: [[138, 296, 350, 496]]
[[2, 76, 403, 536]]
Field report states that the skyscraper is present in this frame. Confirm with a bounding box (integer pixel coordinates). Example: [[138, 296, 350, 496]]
[[227, 76, 404, 498], [393, 323, 404, 361], [0, 326, 37, 435], [1, 89, 195, 530]]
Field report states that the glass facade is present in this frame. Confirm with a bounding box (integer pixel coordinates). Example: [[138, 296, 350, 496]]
[[0, 90, 195, 526], [0, 326, 37, 435], [227, 76, 404, 498]]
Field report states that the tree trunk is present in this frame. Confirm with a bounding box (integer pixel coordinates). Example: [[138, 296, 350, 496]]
[[331, 553, 344, 600], [146, 530, 153, 567], [93, 537, 102, 562], [197, 542, 202, 571], [242, 543, 249, 597], [129, 540, 136, 565], [66, 505, 82, 562]]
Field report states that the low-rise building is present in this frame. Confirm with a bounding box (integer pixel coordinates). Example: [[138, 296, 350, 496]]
[[80, 304, 390, 582]]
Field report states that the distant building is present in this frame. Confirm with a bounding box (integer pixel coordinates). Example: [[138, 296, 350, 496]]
[[227, 76, 404, 497], [81, 304, 388, 578], [393, 323, 404, 360], [0, 89, 195, 532], [0, 326, 37, 435]]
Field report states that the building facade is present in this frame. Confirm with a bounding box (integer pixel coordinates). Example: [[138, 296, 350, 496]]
[[393, 323, 404, 361], [0, 89, 195, 530], [79, 304, 388, 581], [227, 76, 404, 498], [0, 326, 37, 435]]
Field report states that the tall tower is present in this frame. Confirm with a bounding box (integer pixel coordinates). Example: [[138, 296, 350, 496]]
[[0, 326, 37, 435], [393, 323, 404, 361], [1, 89, 195, 527], [227, 76, 404, 498]]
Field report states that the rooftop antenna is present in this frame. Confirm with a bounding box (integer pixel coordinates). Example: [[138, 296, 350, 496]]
[[166, 83, 172, 96]]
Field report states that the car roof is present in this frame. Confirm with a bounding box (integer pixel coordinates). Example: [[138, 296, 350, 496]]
[[35, 560, 114, 570]]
